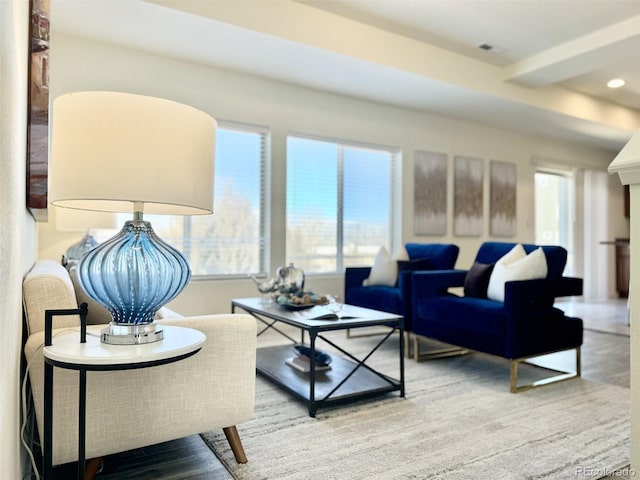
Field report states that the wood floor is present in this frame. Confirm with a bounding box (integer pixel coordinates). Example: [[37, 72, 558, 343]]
[[49, 299, 630, 480]]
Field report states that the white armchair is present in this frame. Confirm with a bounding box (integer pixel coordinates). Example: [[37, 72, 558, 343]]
[[23, 260, 257, 470]]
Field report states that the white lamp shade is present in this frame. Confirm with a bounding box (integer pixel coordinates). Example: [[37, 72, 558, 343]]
[[55, 207, 117, 232], [49, 91, 216, 215]]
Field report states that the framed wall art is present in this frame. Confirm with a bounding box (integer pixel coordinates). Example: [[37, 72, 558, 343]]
[[490, 160, 517, 236], [414, 150, 447, 235], [26, 0, 50, 221], [453, 155, 483, 236]]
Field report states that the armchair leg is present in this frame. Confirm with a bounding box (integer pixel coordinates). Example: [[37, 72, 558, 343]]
[[84, 457, 103, 480], [346, 327, 391, 339], [510, 347, 581, 393], [412, 335, 468, 362], [404, 332, 412, 358], [223, 426, 248, 464]]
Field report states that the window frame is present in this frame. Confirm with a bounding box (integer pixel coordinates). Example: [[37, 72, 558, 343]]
[[189, 120, 270, 280], [285, 131, 401, 274]]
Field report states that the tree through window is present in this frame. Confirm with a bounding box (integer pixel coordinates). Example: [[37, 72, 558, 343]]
[[286, 135, 398, 273]]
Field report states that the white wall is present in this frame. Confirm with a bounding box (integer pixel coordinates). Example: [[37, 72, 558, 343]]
[[1, 1, 38, 478], [609, 152, 640, 470], [631, 183, 640, 470], [39, 34, 627, 316]]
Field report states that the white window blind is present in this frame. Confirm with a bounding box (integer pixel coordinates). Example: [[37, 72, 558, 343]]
[[286, 134, 397, 273], [188, 122, 269, 276]]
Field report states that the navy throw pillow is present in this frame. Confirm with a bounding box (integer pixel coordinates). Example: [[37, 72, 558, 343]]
[[464, 262, 494, 298], [396, 258, 431, 287]]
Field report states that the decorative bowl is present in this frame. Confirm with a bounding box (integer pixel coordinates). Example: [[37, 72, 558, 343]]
[[274, 292, 328, 309]]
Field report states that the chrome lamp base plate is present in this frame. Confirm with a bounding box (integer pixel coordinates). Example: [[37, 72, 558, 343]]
[[101, 321, 164, 345]]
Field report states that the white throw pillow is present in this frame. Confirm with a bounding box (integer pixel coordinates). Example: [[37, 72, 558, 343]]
[[394, 246, 409, 262], [487, 245, 547, 302], [363, 246, 408, 287], [498, 243, 527, 266], [486, 244, 525, 301]]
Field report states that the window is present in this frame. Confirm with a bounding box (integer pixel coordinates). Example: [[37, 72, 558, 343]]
[[286, 134, 398, 274], [108, 122, 269, 277]]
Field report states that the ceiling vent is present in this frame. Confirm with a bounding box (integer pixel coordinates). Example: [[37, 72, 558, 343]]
[[478, 43, 505, 54]]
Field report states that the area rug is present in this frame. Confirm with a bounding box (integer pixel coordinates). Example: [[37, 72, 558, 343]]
[[202, 335, 630, 480]]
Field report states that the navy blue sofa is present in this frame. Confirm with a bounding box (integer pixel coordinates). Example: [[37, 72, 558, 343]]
[[410, 242, 583, 392], [344, 243, 460, 334]]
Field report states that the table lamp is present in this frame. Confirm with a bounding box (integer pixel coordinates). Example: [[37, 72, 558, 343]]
[[49, 91, 215, 345], [55, 207, 117, 266]]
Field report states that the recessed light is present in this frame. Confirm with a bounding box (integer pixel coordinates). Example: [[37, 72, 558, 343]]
[[607, 78, 625, 89]]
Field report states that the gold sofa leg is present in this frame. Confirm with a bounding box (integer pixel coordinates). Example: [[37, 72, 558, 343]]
[[510, 347, 581, 393], [346, 327, 411, 357], [346, 327, 391, 338], [412, 334, 468, 362], [223, 426, 248, 464]]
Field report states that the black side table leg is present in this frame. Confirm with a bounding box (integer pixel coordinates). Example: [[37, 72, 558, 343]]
[[43, 304, 88, 480], [44, 361, 53, 479], [399, 325, 405, 397], [309, 331, 317, 417], [78, 369, 87, 480]]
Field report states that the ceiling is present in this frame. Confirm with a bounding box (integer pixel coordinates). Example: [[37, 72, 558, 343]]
[[52, 0, 640, 152]]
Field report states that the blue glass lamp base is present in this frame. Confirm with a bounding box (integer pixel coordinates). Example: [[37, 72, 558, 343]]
[[63, 232, 98, 268], [101, 321, 164, 345], [77, 216, 191, 345]]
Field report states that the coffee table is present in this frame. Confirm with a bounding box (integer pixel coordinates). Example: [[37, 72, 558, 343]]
[[232, 297, 404, 417]]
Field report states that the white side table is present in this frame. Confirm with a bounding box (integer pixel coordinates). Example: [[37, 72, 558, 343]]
[[42, 306, 205, 480]]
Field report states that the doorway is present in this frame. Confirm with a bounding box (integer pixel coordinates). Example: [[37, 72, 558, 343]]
[[534, 171, 575, 275]]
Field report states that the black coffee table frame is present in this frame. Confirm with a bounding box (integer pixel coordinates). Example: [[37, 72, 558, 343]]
[[232, 298, 404, 417]]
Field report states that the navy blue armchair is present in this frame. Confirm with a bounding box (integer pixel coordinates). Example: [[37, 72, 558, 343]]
[[344, 243, 460, 335], [410, 242, 583, 392]]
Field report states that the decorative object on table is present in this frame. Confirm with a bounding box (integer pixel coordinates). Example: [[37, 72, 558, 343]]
[[251, 263, 305, 302], [250, 275, 280, 304], [285, 355, 332, 373], [414, 150, 448, 235], [276, 263, 305, 293], [275, 291, 328, 309], [286, 344, 332, 373], [326, 294, 343, 314], [49, 91, 216, 345], [293, 344, 332, 366], [55, 207, 117, 268], [489, 160, 517, 236], [453, 155, 484, 236]]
